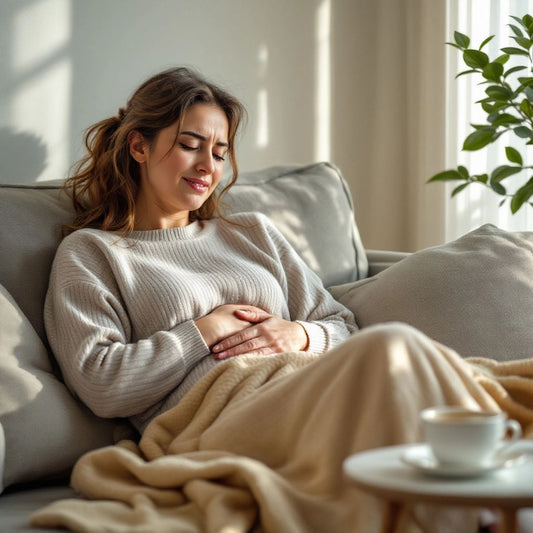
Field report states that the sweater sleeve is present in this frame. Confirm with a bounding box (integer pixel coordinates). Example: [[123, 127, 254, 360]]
[[44, 240, 210, 419], [260, 215, 358, 352]]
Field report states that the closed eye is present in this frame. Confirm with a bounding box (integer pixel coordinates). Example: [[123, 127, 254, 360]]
[[179, 142, 197, 151], [180, 142, 225, 162]]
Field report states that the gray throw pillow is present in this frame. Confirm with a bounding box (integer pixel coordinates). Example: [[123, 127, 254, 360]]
[[0, 283, 116, 492], [330, 224, 533, 361]]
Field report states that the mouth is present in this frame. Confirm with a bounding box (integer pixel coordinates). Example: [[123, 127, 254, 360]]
[[183, 177, 210, 192]]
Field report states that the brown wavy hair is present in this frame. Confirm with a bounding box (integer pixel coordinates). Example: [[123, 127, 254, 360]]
[[63, 67, 246, 235]]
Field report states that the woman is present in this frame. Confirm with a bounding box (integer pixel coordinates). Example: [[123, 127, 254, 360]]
[[45, 67, 358, 433], [41, 67, 503, 532]]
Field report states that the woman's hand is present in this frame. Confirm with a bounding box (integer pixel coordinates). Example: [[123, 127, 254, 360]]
[[194, 304, 265, 349], [211, 308, 309, 360]]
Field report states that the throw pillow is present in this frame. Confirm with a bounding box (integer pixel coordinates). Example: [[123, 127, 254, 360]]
[[0, 283, 116, 493], [329, 224, 533, 362]]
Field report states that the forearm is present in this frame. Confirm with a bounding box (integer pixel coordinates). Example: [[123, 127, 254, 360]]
[[50, 319, 210, 418]]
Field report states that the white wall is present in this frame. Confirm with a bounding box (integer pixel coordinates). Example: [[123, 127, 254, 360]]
[[0, 0, 448, 252]]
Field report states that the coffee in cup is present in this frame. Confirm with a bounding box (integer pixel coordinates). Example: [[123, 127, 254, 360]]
[[420, 406, 522, 467]]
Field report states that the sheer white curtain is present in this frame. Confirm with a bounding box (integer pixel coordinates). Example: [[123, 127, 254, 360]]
[[446, 0, 533, 241]]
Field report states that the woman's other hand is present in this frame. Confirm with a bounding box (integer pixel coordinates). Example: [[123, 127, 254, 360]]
[[211, 308, 309, 359]]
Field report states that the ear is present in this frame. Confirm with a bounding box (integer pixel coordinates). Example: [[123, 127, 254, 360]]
[[128, 130, 147, 163]]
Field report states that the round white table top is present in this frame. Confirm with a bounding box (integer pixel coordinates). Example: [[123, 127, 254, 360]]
[[343, 440, 533, 508]]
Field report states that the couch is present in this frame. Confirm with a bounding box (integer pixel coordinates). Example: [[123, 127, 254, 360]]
[[1, 161, 533, 532]]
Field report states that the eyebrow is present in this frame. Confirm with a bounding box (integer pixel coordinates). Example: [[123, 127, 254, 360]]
[[180, 130, 229, 148]]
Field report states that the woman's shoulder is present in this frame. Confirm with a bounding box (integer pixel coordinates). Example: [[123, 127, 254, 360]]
[[221, 211, 290, 248], [56, 228, 122, 259], [62, 227, 115, 241]]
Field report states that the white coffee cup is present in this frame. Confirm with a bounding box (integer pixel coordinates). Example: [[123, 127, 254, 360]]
[[421, 406, 522, 467]]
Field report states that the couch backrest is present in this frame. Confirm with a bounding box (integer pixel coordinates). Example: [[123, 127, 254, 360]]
[[0, 162, 367, 343]]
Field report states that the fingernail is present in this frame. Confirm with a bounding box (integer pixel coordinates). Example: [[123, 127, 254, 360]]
[[215, 352, 227, 360]]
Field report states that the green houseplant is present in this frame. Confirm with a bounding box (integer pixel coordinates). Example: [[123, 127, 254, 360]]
[[429, 13, 533, 213]]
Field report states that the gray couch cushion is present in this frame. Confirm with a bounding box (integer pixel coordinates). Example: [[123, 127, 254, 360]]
[[0, 162, 367, 344], [0, 484, 77, 532], [0, 182, 70, 344], [330, 224, 533, 362], [228, 163, 368, 288]]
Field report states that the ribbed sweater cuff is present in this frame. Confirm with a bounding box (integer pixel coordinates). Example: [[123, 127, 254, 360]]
[[171, 320, 211, 372], [296, 320, 327, 354]]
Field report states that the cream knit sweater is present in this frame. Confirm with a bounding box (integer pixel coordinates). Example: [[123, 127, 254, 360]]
[[45, 212, 357, 431]]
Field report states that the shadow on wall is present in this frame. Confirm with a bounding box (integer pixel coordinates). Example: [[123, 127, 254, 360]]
[[0, 127, 47, 184]]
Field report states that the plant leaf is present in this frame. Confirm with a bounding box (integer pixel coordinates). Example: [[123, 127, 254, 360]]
[[512, 36, 533, 49], [525, 86, 533, 100], [446, 42, 463, 50], [518, 76, 533, 85], [520, 98, 533, 117], [457, 165, 469, 179], [454, 31, 470, 49], [482, 61, 504, 82], [455, 69, 479, 79], [494, 54, 510, 65], [451, 183, 470, 197], [462, 127, 495, 151], [511, 177, 533, 212], [463, 49, 490, 68], [501, 46, 530, 56], [479, 35, 495, 50], [490, 165, 522, 182], [508, 24, 524, 38], [504, 65, 528, 78], [485, 85, 512, 100], [505, 146, 523, 165], [487, 111, 516, 127], [490, 181, 507, 195], [524, 14, 533, 30], [514, 126, 533, 139], [510, 15, 527, 28], [427, 169, 466, 183]]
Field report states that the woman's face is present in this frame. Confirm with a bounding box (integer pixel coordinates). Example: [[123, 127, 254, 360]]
[[131, 103, 229, 229]]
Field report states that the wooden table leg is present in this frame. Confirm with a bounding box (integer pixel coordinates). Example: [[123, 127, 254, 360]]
[[381, 501, 402, 533], [499, 508, 518, 533]]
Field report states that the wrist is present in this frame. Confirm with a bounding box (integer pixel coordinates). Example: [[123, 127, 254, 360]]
[[194, 316, 215, 348], [296, 321, 309, 351]]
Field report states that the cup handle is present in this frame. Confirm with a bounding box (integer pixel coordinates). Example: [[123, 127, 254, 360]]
[[504, 418, 522, 444]]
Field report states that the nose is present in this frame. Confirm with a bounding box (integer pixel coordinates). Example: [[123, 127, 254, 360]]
[[195, 150, 215, 174]]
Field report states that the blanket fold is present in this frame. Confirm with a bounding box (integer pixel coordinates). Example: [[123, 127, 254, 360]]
[[30, 324, 533, 532]]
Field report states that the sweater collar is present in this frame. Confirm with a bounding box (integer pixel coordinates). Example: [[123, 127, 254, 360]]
[[126, 220, 206, 241]]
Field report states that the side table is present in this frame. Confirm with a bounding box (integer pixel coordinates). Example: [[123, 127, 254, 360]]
[[343, 440, 533, 533]]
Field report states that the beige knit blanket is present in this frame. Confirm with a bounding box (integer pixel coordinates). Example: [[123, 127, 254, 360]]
[[30, 324, 533, 533]]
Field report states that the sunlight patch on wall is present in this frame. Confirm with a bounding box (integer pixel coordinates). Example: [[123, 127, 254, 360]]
[[13, 59, 71, 180], [315, 0, 331, 162], [13, 0, 71, 74], [256, 44, 269, 149], [10, 0, 72, 181]]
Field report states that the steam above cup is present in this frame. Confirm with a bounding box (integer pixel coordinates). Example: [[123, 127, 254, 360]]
[[421, 406, 522, 467]]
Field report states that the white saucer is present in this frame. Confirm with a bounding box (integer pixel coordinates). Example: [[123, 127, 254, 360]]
[[401, 444, 525, 478]]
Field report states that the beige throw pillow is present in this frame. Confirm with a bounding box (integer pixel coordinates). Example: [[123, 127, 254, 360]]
[[0, 283, 116, 492], [330, 224, 533, 362]]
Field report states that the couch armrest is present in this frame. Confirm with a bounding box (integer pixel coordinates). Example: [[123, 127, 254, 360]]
[[365, 249, 410, 277]]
